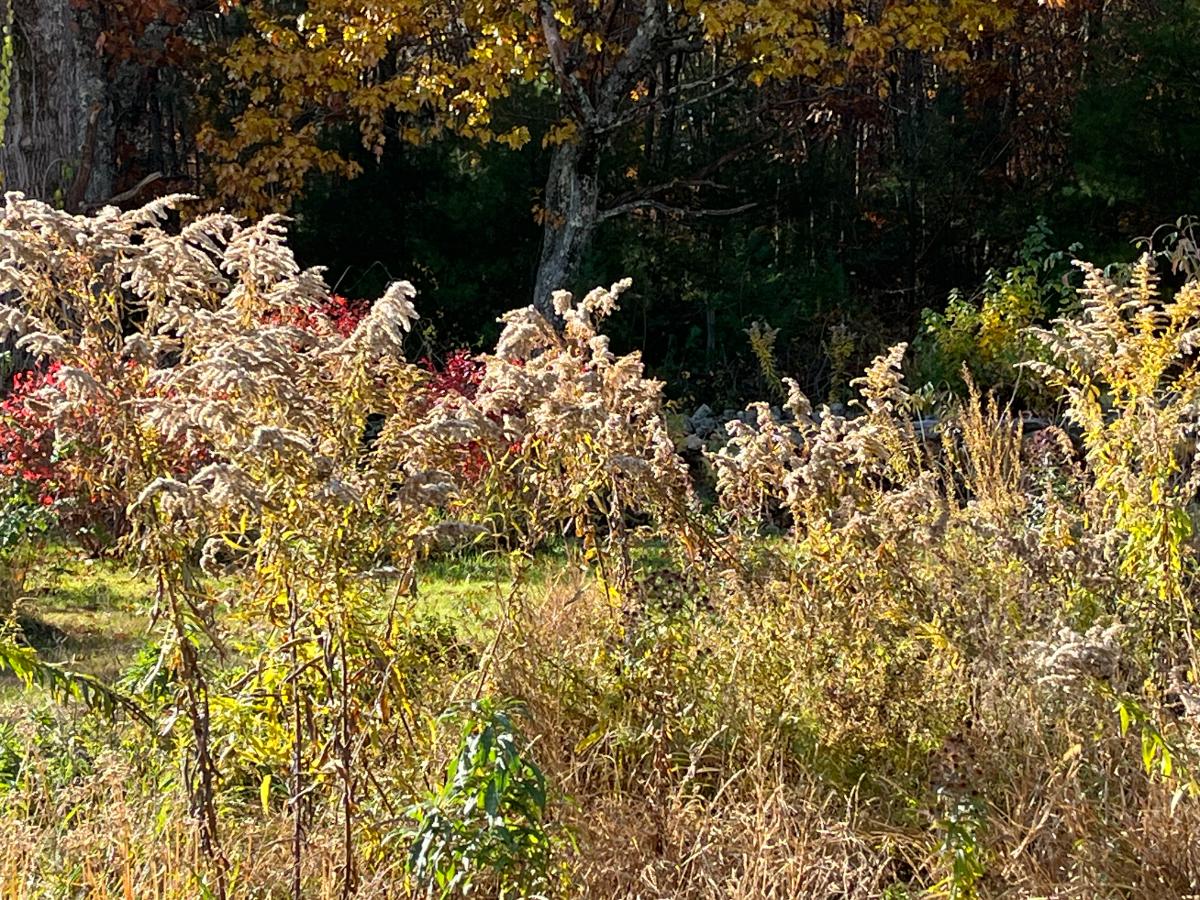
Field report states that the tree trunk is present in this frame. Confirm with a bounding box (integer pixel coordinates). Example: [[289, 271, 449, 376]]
[[533, 133, 601, 320], [0, 0, 112, 207]]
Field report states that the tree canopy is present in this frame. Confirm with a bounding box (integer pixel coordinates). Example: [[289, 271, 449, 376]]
[[205, 0, 1020, 312]]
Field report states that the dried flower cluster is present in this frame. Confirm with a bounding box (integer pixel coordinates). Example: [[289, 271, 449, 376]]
[[3, 198, 1200, 898], [713, 343, 922, 526], [0, 194, 701, 896]]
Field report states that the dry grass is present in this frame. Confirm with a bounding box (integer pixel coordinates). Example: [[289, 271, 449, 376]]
[[2, 197, 1200, 898]]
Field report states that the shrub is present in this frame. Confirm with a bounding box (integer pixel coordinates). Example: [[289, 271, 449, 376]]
[[399, 701, 560, 898], [915, 218, 1080, 401]]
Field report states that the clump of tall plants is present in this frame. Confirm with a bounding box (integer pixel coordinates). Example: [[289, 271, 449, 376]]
[[3, 192, 1200, 898], [0, 193, 690, 896]]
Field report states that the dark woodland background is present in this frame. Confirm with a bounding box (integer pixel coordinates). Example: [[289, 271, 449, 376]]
[[3, 0, 1198, 406]]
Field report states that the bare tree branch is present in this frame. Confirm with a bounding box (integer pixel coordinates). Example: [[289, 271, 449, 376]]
[[597, 198, 756, 222], [83, 171, 164, 212], [595, 0, 666, 123], [597, 69, 746, 135]]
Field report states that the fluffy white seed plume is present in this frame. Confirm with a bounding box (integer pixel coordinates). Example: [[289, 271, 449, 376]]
[[190, 463, 264, 514], [131, 477, 196, 522], [53, 366, 105, 402], [784, 378, 813, 420], [1032, 622, 1124, 690], [580, 278, 631, 319], [495, 307, 554, 360], [15, 331, 68, 358], [347, 280, 419, 357], [121, 333, 157, 364], [249, 426, 313, 457], [222, 213, 298, 286], [265, 266, 332, 315], [0, 305, 36, 341], [392, 468, 459, 508], [416, 521, 488, 554], [318, 477, 361, 506], [551, 290, 574, 318]]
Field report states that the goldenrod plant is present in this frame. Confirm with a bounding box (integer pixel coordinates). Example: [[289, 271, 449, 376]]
[[1, 195, 1199, 897]]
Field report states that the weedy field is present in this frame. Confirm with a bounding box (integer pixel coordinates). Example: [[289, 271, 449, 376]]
[[1, 195, 1200, 898]]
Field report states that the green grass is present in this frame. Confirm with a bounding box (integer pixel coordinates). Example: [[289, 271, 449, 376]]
[[414, 544, 570, 626], [0, 544, 152, 714], [0, 541, 577, 700], [16, 546, 151, 673]]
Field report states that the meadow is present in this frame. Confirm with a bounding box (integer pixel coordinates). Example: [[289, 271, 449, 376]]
[[1, 194, 1199, 898]]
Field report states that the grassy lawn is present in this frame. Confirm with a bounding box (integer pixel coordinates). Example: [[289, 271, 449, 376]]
[[0, 541, 581, 713], [415, 544, 575, 624], [10, 547, 153, 687]]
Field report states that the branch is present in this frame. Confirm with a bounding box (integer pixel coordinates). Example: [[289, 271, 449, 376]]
[[597, 199, 756, 223], [607, 137, 768, 211], [538, 0, 596, 127], [606, 176, 733, 208], [596, 133, 766, 225], [597, 69, 746, 136], [83, 171, 164, 212], [595, 0, 666, 123]]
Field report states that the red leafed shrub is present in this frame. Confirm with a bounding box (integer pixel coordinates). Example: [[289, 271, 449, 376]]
[[419, 350, 496, 480], [276, 294, 370, 337], [0, 364, 63, 498], [0, 362, 131, 551], [1, 292, 366, 537], [417, 350, 528, 483], [421, 349, 485, 402], [0, 360, 211, 552]]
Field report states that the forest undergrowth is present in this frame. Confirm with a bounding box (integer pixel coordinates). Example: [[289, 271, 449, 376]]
[[0, 194, 1199, 897]]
